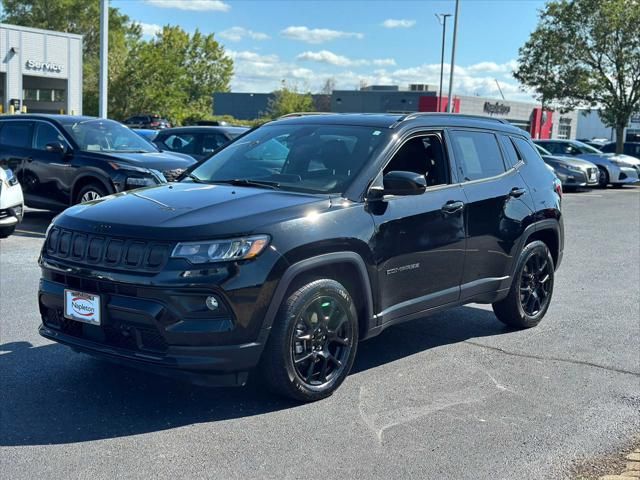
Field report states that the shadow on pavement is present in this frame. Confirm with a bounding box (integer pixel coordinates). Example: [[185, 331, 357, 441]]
[[0, 306, 507, 447]]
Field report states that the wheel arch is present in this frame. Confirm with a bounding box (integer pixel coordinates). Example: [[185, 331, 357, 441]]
[[519, 219, 562, 271], [258, 252, 376, 344], [70, 173, 114, 205]]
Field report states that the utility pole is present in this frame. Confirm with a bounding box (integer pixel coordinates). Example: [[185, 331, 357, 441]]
[[435, 13, 451, 113], [447, 0, 460, 113], [99, 0, 109, 118], [494, 79, 505, 100]]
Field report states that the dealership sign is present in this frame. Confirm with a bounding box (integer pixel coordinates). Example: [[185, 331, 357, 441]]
[[483, 102, 511, 115], [25, 59, 63, 73]]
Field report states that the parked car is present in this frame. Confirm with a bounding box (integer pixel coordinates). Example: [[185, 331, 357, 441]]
[[131, 128, 159, 143], [0, 115, 196, 211], [123, 114, 171, 130], [153, 126, 249, 161], [0, 166, 24, 238], [38, 113, 564, 402], [533, 139, 639, 187], [534, 144, 599, 188], [596, 141, 640, 161]]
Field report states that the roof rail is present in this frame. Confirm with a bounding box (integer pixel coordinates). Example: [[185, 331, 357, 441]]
[[277, 112, 333, 120], [398, 112, 511, 124]]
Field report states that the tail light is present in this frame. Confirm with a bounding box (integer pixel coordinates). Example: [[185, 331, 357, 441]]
[[554, 178, 562, 198]]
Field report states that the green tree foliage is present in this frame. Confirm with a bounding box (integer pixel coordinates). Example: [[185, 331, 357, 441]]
[[267, 83, 315, 118], [514, 0, 640, 152], [111, 26, 233, 124], [1, 2, 233, 123]]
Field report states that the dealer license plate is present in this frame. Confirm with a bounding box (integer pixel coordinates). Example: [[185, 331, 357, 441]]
[[64, 290, 101, 325]]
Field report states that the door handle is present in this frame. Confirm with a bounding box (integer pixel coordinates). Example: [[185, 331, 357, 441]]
[[441, 200, 464, 214], [509, 187, 526, 198]]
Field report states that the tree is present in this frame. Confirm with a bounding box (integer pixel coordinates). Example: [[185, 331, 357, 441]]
[[110, 26, 233, 124], [514, 0, 640, 152], [1, 0, 140, 116], [267, 83, 315, 118]]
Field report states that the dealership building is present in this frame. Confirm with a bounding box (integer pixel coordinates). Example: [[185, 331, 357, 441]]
[[1, 23, 83, 115], [214, 84, 577, 140]]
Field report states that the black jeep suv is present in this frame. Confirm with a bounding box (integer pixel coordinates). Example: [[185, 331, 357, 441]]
[[38, 113, 563, 402], [0, 115, 194, 210]]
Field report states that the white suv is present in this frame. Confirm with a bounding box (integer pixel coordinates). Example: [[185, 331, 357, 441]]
[[0, 167, 24, 238]]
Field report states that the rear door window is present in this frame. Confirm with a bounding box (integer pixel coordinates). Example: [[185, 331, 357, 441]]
[[161, 133, 198, 154], [449, 130, 506, 181], [201, 133, 229, 155], [498, 135, 522, 167], [512, 137, 544, 164], [0, 121, 33, 148]]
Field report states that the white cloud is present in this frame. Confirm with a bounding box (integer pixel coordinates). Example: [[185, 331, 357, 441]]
[[281, 26, 363, 44], [382, 19, 416, 29], [145, 0, 230, 12], [297, 50, 395, 68], [228, 55, 534, 103], [219, 26, 270, 42], [137, 22, 162, 38]]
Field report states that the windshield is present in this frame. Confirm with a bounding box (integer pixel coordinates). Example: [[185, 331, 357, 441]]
[[63, 119, 158, 153], [571, 140, 603, 154], [186, 124, 389, 194]]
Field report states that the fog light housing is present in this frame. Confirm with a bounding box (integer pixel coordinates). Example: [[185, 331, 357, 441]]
[[205, 296, 219, 311]]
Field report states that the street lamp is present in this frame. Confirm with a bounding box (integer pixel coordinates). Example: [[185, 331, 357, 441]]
[[447, 0, 460, 113], [435, 13, 452, 113], [99, 0, 109, 118]]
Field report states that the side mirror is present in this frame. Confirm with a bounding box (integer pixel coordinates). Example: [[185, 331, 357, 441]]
[[45, 142, 67, 155], [382, 171, 427, 196]]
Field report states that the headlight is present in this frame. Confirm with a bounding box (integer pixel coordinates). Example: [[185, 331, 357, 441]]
[[172, 235, 270, 264], [566, 164, 583, 172], [126, 176, 158, 187], [3, 168, 19, 187]]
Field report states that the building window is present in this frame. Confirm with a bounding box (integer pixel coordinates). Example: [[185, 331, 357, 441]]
[[558, 124, 572, 139], [53, 89, 66, 102], [24, 88, 38, 101]]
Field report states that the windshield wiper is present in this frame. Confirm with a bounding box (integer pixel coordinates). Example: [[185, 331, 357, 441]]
[[184, 172, 207, 183], [213, 179, 280, 190]]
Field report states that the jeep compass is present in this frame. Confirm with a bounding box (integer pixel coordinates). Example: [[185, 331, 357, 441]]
[[38, 113, 564, 402]]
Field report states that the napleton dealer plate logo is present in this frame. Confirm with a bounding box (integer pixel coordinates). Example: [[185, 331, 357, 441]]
[[71, 297, 96, 317]]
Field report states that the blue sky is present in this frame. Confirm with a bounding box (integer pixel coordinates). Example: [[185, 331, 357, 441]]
[[113, 0, 546, 101]]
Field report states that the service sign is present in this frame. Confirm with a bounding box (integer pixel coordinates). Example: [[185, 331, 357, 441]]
[[25, 59, 63, 73], [64, 290, 101, 325]]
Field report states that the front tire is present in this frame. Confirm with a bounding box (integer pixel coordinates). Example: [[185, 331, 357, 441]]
[[260, 279, 359, 402], [597, 167, 609, 188], [0, 225, 16, 238], [75, 183, 107, 204], [492, 240, 554, 329]]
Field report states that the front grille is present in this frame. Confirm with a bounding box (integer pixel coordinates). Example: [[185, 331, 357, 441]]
[[44, 306, 168, 353], [0, 209, 9, 220], [587, 167, 598, 181], [45, 226, 172, 273], [162, 168, 185, 182]]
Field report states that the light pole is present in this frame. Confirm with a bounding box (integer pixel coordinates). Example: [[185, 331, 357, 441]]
[[99, 0, 109, 118], [447, 0, 460, 113], [435, 13, 451, 113]]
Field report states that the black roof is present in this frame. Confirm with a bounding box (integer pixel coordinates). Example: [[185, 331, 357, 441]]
[[0, 114, 108, 125], [270, 112, 526, 134]]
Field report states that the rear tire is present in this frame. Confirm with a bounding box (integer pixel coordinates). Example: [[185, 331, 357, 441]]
[[260, 278, 359, 402], [75, 183, 107, 204], [492, 240, 554, 329]]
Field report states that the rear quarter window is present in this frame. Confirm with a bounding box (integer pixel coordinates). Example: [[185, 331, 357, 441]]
[[449, 130, 506, 181]]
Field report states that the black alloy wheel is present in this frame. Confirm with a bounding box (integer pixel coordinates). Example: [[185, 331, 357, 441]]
[[261, 278, 358, 402], [519, 252, 552, 317], [291, 295, 353, 388], [493, 240, 554, 329]]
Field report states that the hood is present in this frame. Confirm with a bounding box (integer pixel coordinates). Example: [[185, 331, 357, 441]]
[[574, 153, 617, 167], [83, 150, 196, 171], [55, 182, 330, 240], [605, 153, 640, 166], [542, 154, 597, 169]]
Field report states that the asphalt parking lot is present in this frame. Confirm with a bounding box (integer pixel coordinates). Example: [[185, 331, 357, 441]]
[[1, 187, 639, 480]]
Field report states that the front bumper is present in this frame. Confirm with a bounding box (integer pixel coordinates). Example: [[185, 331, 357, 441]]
[[38, 266, 270, 382], [0, 204, 24, 226], [556, 169, 598, 188], [611, 166, 640, 185]]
